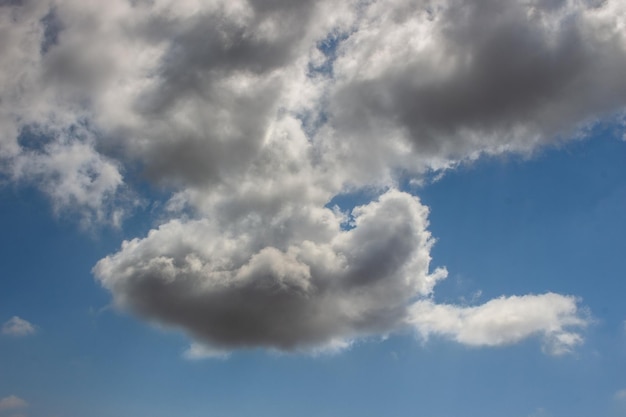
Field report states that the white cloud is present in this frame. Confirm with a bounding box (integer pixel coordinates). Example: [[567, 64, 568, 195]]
[[2, 0, 624, 223], [11, 133, 126, 228], [0, 0, 619, 355], [183, 343, 230, 360], [1, 317, 36, 337], [408, 294, 588, 355], [0, 395, 28, 411]]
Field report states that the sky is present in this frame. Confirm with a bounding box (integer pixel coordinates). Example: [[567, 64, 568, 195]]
[[0, 0, 625, 416]]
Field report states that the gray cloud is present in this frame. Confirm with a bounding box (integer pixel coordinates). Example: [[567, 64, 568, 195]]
[[1, 0, 618, 354], [325, 0, 626, 177], [91, 0, 336, 189], [94, 190, 446, 351]]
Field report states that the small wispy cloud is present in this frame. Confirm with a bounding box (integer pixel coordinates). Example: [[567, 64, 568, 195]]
[[182, 343, 230, 361], [0, 395, 28, 411], [615, 388, 626, 400], [527, 408, 552, 417], [1, 317, 37, 337]]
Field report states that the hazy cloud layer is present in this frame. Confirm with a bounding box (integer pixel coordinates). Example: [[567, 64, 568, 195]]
[[1, 317, 36, 337], [2, 0, 623, 354]]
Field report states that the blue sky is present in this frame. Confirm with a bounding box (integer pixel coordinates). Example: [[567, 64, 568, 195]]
[[1, 1, 626, 416], [2, 132, 625, 417]]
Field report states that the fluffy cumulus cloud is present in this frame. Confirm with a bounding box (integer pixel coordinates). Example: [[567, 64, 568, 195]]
[[323, 0, 626, 179], [409, 294, 588, 355], [95, 190, 447, 351], [1, 317, 36, 337], [2, 0, 624, 354]]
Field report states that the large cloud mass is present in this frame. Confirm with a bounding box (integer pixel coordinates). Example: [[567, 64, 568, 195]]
[[3, 0, 624, 354], [95, 190, 447, 350]]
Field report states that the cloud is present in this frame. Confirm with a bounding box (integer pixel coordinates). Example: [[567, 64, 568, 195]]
[[615, 389, 626, 400], [95, 187, 590, 354], [527, 408, 552, 417], [0, 0, 128, 226], [0, 0, 620, 355], [0, 395, 28, 411], [323, 0, 626, 180], [183, 343, 230, 360], [94, 190, 447, 351], [11, 132, 126, 227], [408, 294, 588, 355], [2, 0, 621, 212], [1, 317, 36, 337]]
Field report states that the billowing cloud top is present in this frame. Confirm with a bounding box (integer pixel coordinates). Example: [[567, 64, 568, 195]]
[[2, 0, 623, 355], [95, 190, 447, 350]]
